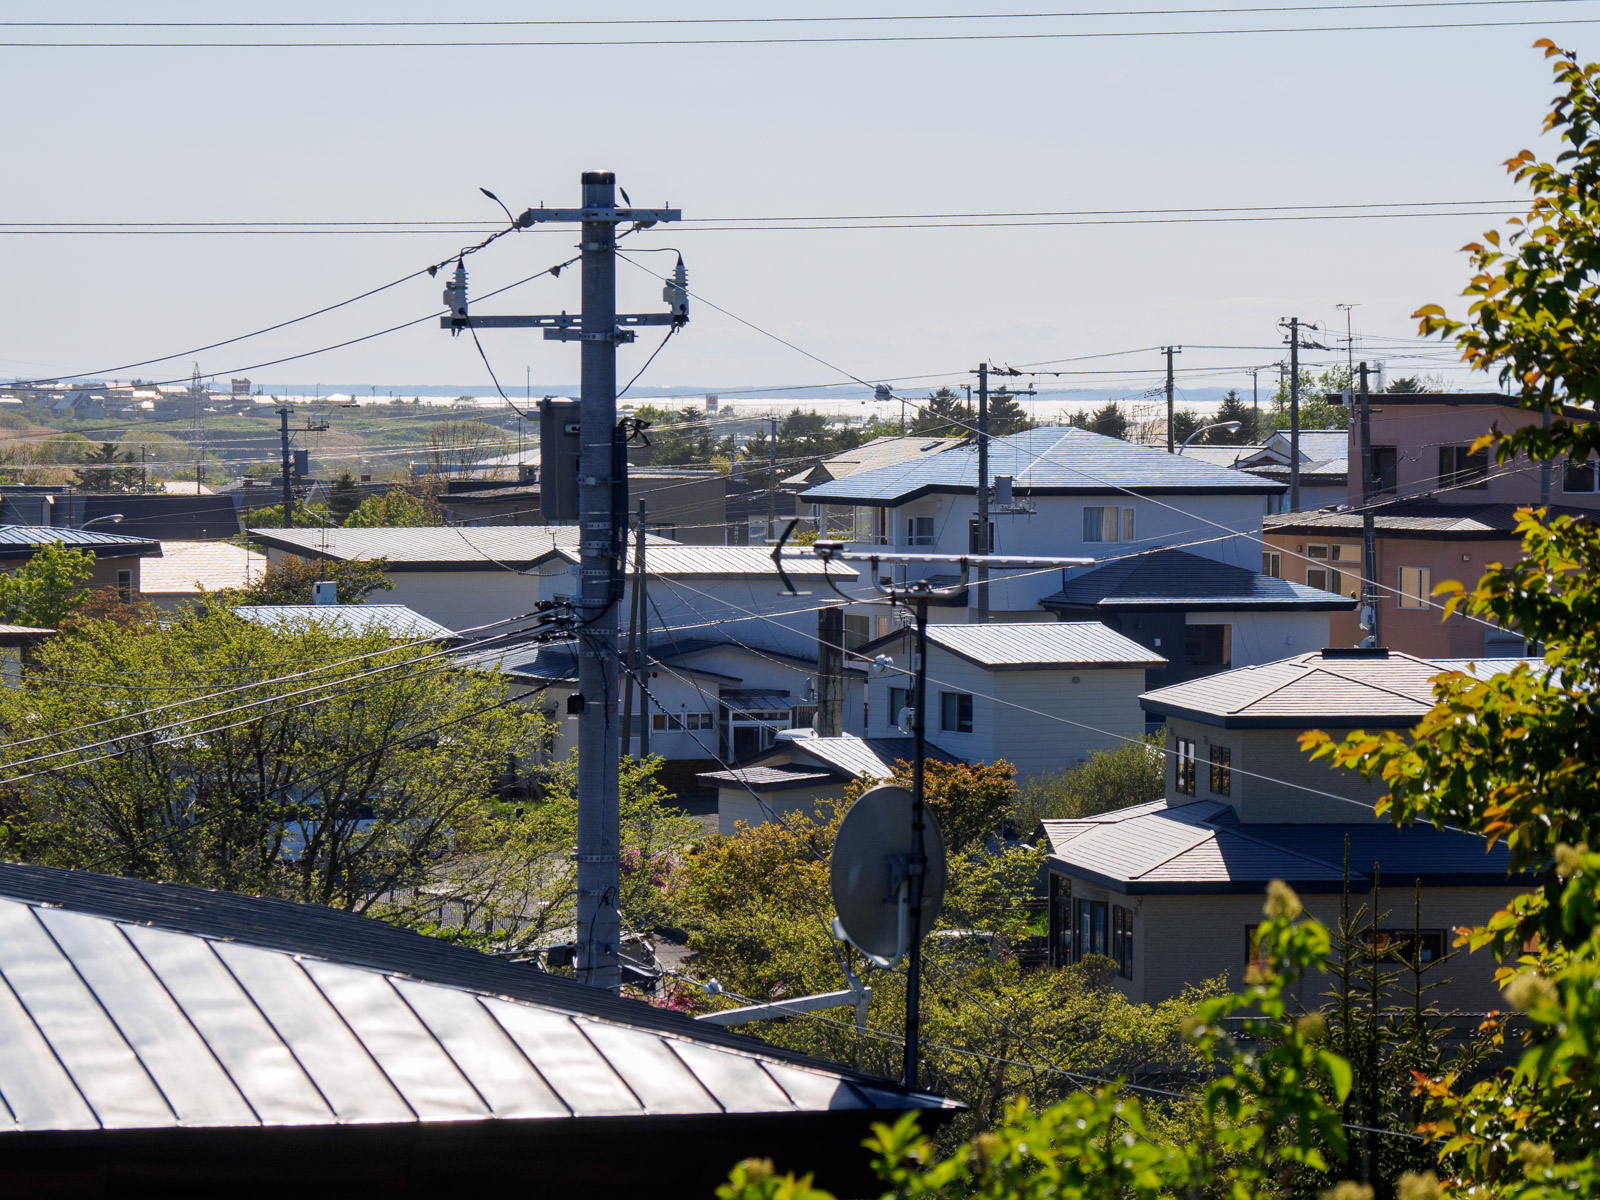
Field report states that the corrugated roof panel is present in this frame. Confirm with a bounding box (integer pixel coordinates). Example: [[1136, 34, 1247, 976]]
[[925, 621, 1164, 668], [668, 1040, 795, 1113], [480, 1001, 643, 1117], [0, 901, 172, 1130], [234, 604, 455, 640], [388, 979, 570, 1120], [248, 526, 677, 568], [210, 941, 412, 1125], [0, 969, 97, 1131], [645, 545, 858, 578], [35, 908, 255, 1129], [121, 924, 334, 1126], [578, 1021, 721, 1115], [299, 959, 489, 1122], [761, 1062, 870, 1110]]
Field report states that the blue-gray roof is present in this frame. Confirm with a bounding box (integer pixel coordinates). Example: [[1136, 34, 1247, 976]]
[[1042, 800, 1522, 893], [800, 427, 1285, 505], [0, 525, 163, 560], [1040, 548, 1356, 612], [233, 605, 455, 640]]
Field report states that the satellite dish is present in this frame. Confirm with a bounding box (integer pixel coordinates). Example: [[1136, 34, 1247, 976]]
[[829, 784, 946, 965], [895, 706, 915, 734]]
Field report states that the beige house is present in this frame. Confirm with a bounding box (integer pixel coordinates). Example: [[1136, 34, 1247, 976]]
[[1043, 648, 1533, 1012], [0, 525, 163, 602]]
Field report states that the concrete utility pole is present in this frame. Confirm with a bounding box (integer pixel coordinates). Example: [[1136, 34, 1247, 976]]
[[1357, 362, 1379, 648], [975, 362, 991, 623], [277, 403, 329, 526], [815, 605, 844, 738], [767, 414, 778, 541], [437, 171, 683, 991], [1278, 318, 1326, 512], [620, 500, 648, 759], [1163, 346, 1182, 453]]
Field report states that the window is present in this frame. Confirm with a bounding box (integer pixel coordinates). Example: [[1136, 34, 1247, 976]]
[[1366, 929, 1448, 966], [1305, 544, 1353, 595], [888, 686, 910, 729], [1074, 899, 1109, 962], [1563, 459, 1600, 493], [1111, 905, 1134, 978], [116, 568, 133, 604], [1398, 566, 1431, 610], [1083, 506, 1136, 543], [1209, 745, 1231, 796], [1184, 624, 1231, 668], [1175, 736, 1197, 796], [842, 614, 872, 650], [1262, 551, 1282, 578], [939, 691, 973, 733], [1371, 446, 1398, 495], [906, 515, 936, 546], [1439, 445, 1489, 490], [651, 713, 684, 731], [686, 712, 715, 731]]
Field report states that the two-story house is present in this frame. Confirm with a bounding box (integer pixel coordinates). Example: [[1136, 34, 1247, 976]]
[[800, 426, 1285, 621], [1041, 648, 1531, 1011], [1261, 392, 1600, 657]]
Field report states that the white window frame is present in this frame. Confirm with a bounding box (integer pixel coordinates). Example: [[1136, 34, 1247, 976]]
[[906, 515, 936, 547], [1083, 506, 1135, 543], [1262, 551, 1282, 578]]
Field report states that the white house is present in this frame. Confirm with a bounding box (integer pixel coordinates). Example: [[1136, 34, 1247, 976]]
[[856, 622, 1163, 782], [800, 426, 1285, 620]]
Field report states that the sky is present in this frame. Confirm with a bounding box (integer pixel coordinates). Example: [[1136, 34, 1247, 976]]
[[2, 1, 1596, 407]]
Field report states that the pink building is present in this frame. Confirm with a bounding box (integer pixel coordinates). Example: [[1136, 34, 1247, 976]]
[[1262, 393, 1598, 658]]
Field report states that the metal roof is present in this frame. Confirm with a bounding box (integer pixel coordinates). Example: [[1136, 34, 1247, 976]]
[[892, 621, 1167, 669], [699, 735, 960, 792], [248, 526, 677, 570], [0, 862, 955, 1139], [642, 545, 858, 578], [1265, 500, 1598, 540], [1141, 649, 1459, 727], [800, 427, 1284, 506], [140, 539, 265, 595], [782, 435, 966, 487], [1042, 800, 1519, 893], [698, 766, 840, 791], [233, 605, 455, 640], [0, 525, 163, 560], [1040, 549, 1355, 612], [459, 640, 580, 682]]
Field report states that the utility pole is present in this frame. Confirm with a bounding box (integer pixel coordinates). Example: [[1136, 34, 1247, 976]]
[[1357, 362, 1379, 648], [1278, 319, 1327, 512], [1163, 346, 1182, 453], [975, 363, 990, 623], [766, 414, 778, 541], [1338, 302, 1358, 384], [816, 605, 844, 738], [1250, 367, 1260, 422], [277, 403, 329, 525], [437, 171, 683, 991], [903, 596, 930, 1091]]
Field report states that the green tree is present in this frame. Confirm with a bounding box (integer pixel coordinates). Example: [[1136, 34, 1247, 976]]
[[910, 387, 967, 437], [1212, 389, 1263, 443], [1085, 401, 1130, 440], [0, 540, 95, 628], [224, 554, 394, 606], [0, 609, 546, 910], [1171, 409, 1205, 446], [72, 442, 144, 492], [1011, 732, 1165, 832], [328, 471, 364, 523], [1270, 367, 1353, 431], [245, 501, 336, 529], [1383, 376, 1426, 394], [342, 488, 445, 528], [34, 432, 95, 464], [988, 387, 1035, 436]]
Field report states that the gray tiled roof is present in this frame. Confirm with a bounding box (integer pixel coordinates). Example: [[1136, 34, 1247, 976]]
[[1139, 649, 1546, 728], [1042, 800, 1517, 892], [249, 526, 676, 569], [0, 861, 954, 1135], [1265, 500, 1598, 538], [233, 604, 455, 640], [800, 427, 1285, 505], [918, 621, 1166, 669], [782, 435, 966, 486], [1040, 549, 1355, 611]]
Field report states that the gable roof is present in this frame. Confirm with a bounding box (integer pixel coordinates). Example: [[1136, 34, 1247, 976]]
[[700, 734, 959, 792], [248, 526, 679, 570], [1140, 649, 1547, 728], [0, 861, 954, 1140], [1040, 549, 1355, 612], [782, 435, 966, 487], [140, 539, 265, 595], [1041, 800, 1519, 893], [233, 604, 456, 640], [0, 525, 163, 561], [800, 427, 1285, 505], [1266, 500, 1598, 540], [863, 621, 1165, 669]]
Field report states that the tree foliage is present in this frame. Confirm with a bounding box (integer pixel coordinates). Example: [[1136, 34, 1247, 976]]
[[1010, 732, 1165, 832], [72, 442, 144, 492], [0, 541, 95, 628], [1271, 367, 1353, 431], [910, 387, 968, 437], [328, 471, 364, 523], [225, 554, 394, 606], [342, 487, 445, 528]]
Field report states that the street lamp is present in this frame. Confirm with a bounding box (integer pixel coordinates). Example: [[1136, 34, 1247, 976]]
[[79, 513, 125, 529], [1177, 422, 1243, 454]]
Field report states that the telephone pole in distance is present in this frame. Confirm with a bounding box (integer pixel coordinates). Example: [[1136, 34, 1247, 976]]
[[1163, 346, 1182, 453]]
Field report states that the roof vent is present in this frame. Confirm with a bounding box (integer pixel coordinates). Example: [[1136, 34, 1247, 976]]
[[312, 581, 338, 605]]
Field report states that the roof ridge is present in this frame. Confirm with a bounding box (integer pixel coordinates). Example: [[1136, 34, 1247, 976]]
[[1307, 660, 1438, 706]]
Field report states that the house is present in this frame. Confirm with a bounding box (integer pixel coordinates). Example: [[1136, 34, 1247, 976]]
[[0, 623, 54, 684], [856, 622, 1163, 782], [1040, 648, 1531, 1011], [138, 539, 265, 609], [1038, 547, 1354, 690], [439, 468, 730, 546], [1233, 430, 1350, 512], [0, 525, 164, 601], [800, 426, 1284, 619], [0, 490, 244, 541], [467, 634, 866, 797], [233, 604, 456, 642], [703, 730, 962, 834], [0, 860, 956, 1199], [1260, 392, 1600, 658], [787, 435, 969, 534]]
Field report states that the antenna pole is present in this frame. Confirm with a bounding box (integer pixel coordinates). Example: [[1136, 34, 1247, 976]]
[[903, 595, 930, 1091]]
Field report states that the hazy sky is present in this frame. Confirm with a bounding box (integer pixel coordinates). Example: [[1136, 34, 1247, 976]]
[[2, 1, 1595, 404]]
